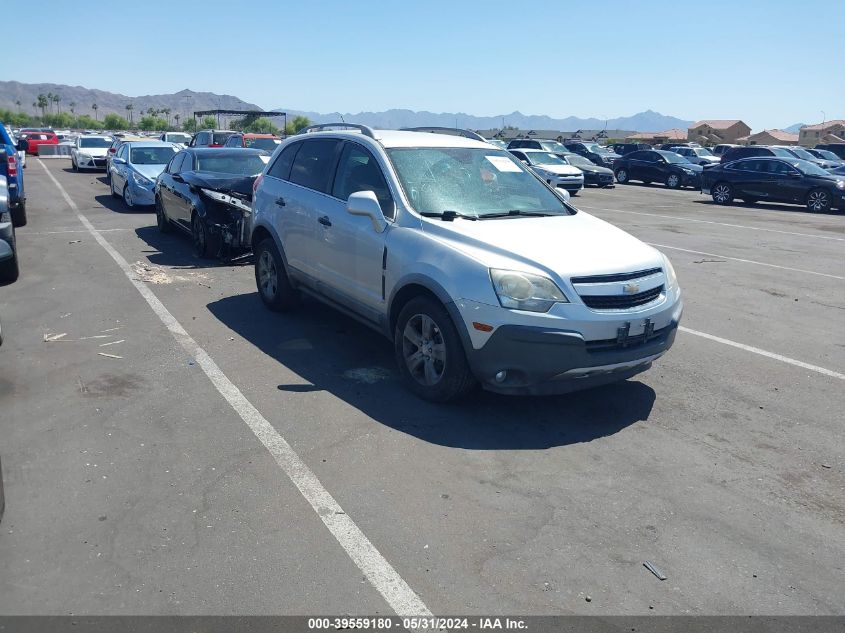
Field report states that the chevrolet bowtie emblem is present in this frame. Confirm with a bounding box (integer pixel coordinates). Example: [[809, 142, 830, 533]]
[[622, 283, 640, 294]]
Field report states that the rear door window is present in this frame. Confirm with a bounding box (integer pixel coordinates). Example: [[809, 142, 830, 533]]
[[267, 142, 301, 181], [289, 139, 341, 193]]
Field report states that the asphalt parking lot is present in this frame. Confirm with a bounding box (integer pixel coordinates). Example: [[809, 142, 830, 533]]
[[0, 158, 843, 615]]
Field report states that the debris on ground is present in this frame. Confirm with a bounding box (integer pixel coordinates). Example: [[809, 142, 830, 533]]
[[585, 595, 592, 602], [68, 240, 81, 244], [131, 261, 173, 285], [643, 561, 667, 580], [43, 333, 67, 342]]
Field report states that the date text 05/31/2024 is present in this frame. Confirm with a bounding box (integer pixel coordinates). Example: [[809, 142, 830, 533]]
[[307, 617, 528, 630]]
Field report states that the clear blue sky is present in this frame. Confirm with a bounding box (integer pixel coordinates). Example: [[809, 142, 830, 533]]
[[5, 0, 843, 130]]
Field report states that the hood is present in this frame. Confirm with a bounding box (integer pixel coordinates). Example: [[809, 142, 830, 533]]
[[79, 147, 109, 157], [184, 172, 257, 198], [531, 164, 583, 177], [420, 211, 662, 280], [572, 162, 612, 174], [599, 152, 622, 160], [133, 164, 168, 180], [676, 162, 703, 172], [698, 155, 720, 163]]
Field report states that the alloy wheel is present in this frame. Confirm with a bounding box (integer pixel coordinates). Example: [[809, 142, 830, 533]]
[[402, 314, 446, 386], [807, 190, 830, 212], [713, 184, 732, 203], [258, 250, 278, 300]]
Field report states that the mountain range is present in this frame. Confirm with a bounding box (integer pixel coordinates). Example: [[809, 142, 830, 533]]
[[0, 81, 261, 120], [273, 107, 694, 133], [0, 80, 809, 133]]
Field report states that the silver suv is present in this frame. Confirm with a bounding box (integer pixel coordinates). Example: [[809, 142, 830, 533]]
[[251, 124, 683, 402]]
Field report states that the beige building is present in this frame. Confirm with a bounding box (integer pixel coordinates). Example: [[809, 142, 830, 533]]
[[626, 128, 687, 144], [737, 129, 799, 146], [799, 120, 845, 147], [688, 120, 751, 144]]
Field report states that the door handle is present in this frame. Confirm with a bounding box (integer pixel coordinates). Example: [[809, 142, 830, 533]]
[[275, 197, 286, 207], [318, 215, 332, 227]]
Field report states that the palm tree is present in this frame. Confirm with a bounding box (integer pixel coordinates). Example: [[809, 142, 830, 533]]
[[53, 94, 61, 114], [46, 92, 54, 113], [174, 113, 180, 128], [14, 99, 21, 112], [69, 101, 77, 115], [125, 103, 134, 124], [37, 94, 49, 117], [92, 103, 99, 120], [31, 102, 37, 114], [162, 108, 171, 126]]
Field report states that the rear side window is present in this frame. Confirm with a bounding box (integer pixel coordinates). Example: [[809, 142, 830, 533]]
[[213, 132, 232, 145], [168, 153, 185, 173], [267, 142, 301, 180], [289, 139, 340, 192], [181, 153, 194, 172]]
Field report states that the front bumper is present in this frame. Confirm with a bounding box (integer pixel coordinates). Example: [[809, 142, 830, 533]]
[[584, 171, 615, 187], [551, 176, 585, 193], [680, 172, 702, 187], [467, 318, 680, 395], [77, 155, 107, 169], [128, 180, 156, 206]]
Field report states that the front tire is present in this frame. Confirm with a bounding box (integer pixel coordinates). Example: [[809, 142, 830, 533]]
[[155, 196, 171, 233], [123, 185, 134, 209], [191, 212, 220, 259], [394, 296, 476, 403], [72, 158, 78, 172], [254, 238, 299, 312], [712, 182, 733, 205], [10, 201, 26, 227], [615, 168, 628, 183], [0, 230, 19, 285], [665, 173, 681, 189], [110, 178, 119, 199], [806, 188, 832, 213]]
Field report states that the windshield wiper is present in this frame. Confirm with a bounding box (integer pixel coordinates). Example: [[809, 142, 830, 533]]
[[479, 210, 556, 219], [420, 210, 477, 221]]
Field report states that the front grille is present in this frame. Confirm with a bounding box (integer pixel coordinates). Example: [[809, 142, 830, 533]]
[[581, 285, 664, 310], [571, 268, 661, 284]]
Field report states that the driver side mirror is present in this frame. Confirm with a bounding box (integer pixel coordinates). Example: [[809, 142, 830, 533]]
[[113, 157, 126, 165], [172, 174, 185, 183], [347, 191, 388, 233]]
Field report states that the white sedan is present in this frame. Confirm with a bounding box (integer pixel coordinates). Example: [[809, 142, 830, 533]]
[[508, 148, 585, 194], [71, 135, 114, 171]]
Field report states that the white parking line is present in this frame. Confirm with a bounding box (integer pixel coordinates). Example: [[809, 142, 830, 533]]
[[580, 206, 845, 242], [680, 326, 845, 381], [37, 159, 432, 617], [649, 243, 845, 281]]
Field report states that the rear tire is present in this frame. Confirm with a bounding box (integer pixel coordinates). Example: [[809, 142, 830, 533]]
[[123, 185, 134, 209], [254, 238, 300, 312], [806, 188, 832, 213], [10, 201, 26, 227], [712, 182, 733, 205], [394, 296, 476, 403], [614, 168, 628, 183], [110, 178, 119, 199], [665, 173, 681, 189]]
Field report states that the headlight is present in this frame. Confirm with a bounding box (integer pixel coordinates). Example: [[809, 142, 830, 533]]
[[490, 269, 569, 312], [78, 153, 91, 160], [682, 168, 696, 175], [662, 255, 678, 291], [200, 188, 252, 213], [836, 180, 845, 190], [132, 172, 153, 187]]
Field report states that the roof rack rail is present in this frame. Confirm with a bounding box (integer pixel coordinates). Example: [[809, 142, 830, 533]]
[[401, 127, 487, 142], [302, 123, 376, 139]]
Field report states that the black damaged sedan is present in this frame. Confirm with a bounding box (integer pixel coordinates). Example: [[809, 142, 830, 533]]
[[155, 148, 270, 258]]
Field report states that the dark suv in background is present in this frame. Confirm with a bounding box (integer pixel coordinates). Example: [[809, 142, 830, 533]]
[[613, 149, 703, 189], [610, 143, 651, 155], [814, 143, 845, 160], [563, 141, 621, 167], [719, 145, 797, 164], [506, 138, 569, 153], [189, 130, 236, 148]]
